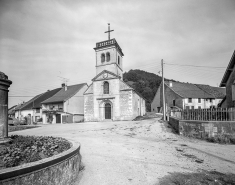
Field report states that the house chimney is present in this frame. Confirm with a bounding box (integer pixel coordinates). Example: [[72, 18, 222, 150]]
[[62, 83, 67, 91], [169, 81, 173, 87]]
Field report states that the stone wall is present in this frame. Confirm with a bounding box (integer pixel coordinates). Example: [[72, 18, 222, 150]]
[[0, 141, 81, 185], [169, 116, 235, 141], [168, 117, 180, 134], [84, 95, 94, 121], [119, 91, 133, 120]]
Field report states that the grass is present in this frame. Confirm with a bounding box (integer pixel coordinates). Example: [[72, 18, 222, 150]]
[[8, 125, 39, 132]]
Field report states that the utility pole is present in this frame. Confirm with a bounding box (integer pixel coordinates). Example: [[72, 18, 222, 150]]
[[162, 59, 166, 121]]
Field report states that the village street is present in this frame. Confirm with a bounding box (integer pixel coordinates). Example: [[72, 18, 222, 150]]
[[11, 118, 235, 185]]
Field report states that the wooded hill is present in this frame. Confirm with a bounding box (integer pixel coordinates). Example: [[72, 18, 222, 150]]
[[123, 69, 172, 111]]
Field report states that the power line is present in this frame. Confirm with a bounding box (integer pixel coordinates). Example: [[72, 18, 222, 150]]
[[165, 63, 226, 69]]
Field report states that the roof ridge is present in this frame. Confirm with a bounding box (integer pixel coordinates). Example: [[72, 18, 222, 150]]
[[42, 83, 87, 104]]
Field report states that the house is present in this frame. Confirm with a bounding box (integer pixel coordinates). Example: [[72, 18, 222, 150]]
[[8, 105, 17, 117], [84, 28, 146, 121], [151, 81, 225, 112], [14, 94, 42, 124], [41, 83, 88, 124], [31, 88, 62, 122], [14, 88, 61, 124], [195, 84, 226, 107], [219, 50, 235, 108]]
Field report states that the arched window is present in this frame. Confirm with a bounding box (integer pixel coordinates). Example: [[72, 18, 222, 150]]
[[106, 52, 110, 62], [103, 81, 109, 94], [101, 53, 105, 63], [118, 56, 120, 65]]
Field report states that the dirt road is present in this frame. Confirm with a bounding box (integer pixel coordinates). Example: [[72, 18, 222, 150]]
[[12, 118, 235, 185]]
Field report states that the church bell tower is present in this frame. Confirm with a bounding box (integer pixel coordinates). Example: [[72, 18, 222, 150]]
[[94, 24, 124, 78]]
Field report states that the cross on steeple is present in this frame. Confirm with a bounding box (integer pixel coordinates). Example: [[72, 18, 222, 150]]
[[104, 23, 114, 40]]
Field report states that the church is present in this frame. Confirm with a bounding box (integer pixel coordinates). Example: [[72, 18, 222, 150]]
[[84, 24, 146, 121]]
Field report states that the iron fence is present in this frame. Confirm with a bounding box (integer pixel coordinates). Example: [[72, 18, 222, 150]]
[[170, 108, 235, 121]]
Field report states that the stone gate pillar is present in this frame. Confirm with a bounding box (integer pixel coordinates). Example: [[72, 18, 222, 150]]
[[0, 72, 12, 139]]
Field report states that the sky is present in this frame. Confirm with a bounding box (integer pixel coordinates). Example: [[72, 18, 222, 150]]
[[0, 0, 235, 107]]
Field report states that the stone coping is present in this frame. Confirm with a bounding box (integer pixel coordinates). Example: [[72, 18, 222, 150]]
[[170, 116, 235, 123], [0, 140, 80, 181]]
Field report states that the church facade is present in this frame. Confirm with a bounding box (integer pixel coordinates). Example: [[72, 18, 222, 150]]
[[84, 35, 146, 122]]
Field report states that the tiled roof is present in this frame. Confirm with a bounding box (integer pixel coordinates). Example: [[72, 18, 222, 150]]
[[165, 81, 214, 98], [212, 87, 226, 96], [195, 84, 226, 99], [14, 103, 25, 111], [42, 83, 87, 104], [220, 50, 235, 87], [15, 94, 43, 111], [31, 88, 62, 108], [8, 105, 17, 114]]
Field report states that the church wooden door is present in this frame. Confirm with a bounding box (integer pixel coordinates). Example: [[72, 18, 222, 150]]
[[105, 103, 111, 119]]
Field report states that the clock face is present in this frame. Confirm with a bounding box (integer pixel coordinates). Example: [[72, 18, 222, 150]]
[[103, 73, 108, 79]]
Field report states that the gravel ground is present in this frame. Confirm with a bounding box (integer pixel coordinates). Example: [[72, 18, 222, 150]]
[[10, 118, 235, 185]]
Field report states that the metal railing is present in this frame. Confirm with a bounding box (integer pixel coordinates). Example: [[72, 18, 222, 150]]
[[170, 108, 235, 121]]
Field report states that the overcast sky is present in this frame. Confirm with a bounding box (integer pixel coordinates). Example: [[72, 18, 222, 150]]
[[1, 0, 235, 107]]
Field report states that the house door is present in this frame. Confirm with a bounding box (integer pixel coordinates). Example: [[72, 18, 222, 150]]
[[105, 103, 111, 119], [56, 114, 61, 123]]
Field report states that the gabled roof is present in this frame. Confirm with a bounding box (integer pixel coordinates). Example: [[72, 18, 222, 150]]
[[92, 70, 120, 81], [14, 103, 25, 111], [195, 84, 226, 99], [42, 83, 87, 104], [8, 105, 17, 114], [165, 81, 214, 99], [31, 88, 62, 108], [8, 105, 17, 111], [84, 83, 93, 95], [15, 94, 43, 111], [220, 50, 235, 87]]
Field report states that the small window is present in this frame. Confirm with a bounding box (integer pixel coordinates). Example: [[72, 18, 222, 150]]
[[36, 108, 40, 113], [191, 106, 194, 110], [106, 52, 110, 62], [188, 98, 192, 103], [103, 82, 109, 94], [101, 53, 105, 63], [173, 100, 175, 106], [198, 106, 201, 109], [185, 106, 190, 110], [198, 98, 201, 103], [210, 99, 213, 103], [118, 56, 120, 65]]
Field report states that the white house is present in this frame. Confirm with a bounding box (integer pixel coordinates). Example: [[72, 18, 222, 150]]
[[41, 83, 88, 124], [151, 81, 226, 112]]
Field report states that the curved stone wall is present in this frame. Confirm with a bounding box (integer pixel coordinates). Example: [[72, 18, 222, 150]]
[[0, 140, 81, 185]]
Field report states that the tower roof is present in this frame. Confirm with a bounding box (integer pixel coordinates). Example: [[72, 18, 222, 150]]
[[94, 38, 124, 56]]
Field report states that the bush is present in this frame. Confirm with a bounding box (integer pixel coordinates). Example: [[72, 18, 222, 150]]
[[0, 135, 71, 168]]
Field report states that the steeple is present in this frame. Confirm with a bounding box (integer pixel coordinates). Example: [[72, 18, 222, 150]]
[[94, 24, 124, 78]]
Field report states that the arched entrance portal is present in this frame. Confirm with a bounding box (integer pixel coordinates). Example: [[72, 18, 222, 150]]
[[105, 103, 111, 119]]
